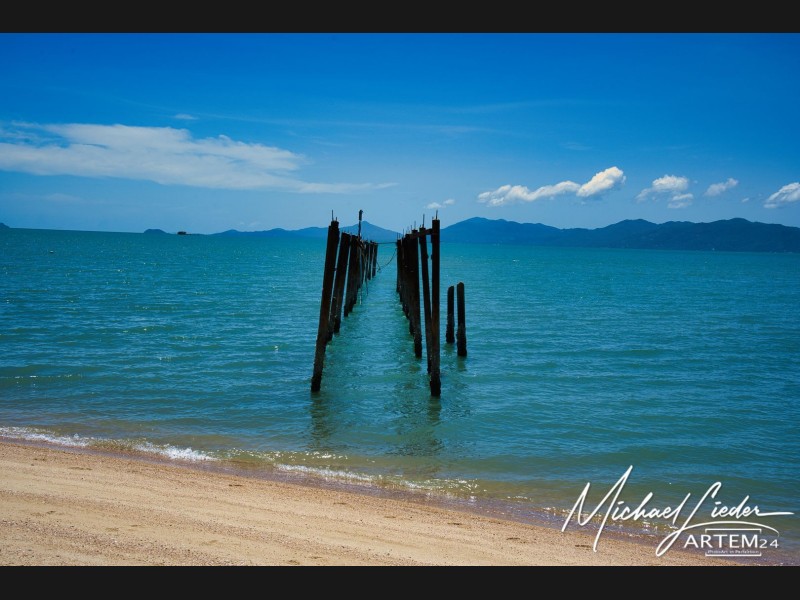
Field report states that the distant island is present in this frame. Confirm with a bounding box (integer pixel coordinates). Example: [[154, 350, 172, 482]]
[[7, 218, 794, 252], [213, 220, 401, 244], [440, 217, 800, 253], [143, 228, 190, 235], [212, 217, 800, 253]]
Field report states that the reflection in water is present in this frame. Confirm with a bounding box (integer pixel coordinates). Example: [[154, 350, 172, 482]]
[[386, 360, 445, 469], [303, 254, 472, 481], [309, 391, 333, 450]]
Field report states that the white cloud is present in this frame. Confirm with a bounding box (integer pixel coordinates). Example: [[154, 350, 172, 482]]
[[577, 166, 626, 197], [426, 198, 455, 210], [668, 193, 694, 209], [636, 174, 693, 207], [478, 182, 579, 206], [174, 114, 197, 121], [0, 122, 390, 194], [704, 178, 738, 196], [764, 182, 800, 208], [477, 166, 624, 207]]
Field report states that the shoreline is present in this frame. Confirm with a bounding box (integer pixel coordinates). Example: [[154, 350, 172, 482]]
[[0, 439, 748, 566]]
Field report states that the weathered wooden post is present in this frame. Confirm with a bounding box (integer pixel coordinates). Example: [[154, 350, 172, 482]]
[[430, 218, 441, 396], [311, 220, 340, 392], [408, 232, 423, 358], [446, 285, 455, 344], [396, 238, 402, 296], [364, 243, 370, 281], [330, 232, 351, 335], [344, 236, 360, 316], [418, 226, 433, 374], [456, 281, 467, 357], [368, 243, 375, 280]]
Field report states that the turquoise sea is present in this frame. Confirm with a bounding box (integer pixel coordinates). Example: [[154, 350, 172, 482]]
[[2, 227, 798, 564]]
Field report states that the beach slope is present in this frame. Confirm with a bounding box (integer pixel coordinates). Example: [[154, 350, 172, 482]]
[[0, 441, 731, 566]]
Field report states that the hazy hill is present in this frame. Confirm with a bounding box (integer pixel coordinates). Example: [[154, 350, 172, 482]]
[[440, 217, 800, 253], [214, 221, 401, 243]]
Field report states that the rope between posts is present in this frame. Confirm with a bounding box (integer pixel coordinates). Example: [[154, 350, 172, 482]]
[[377, 246, 397, 272]]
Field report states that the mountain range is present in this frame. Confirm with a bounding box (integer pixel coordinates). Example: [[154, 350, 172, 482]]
[[5, 218, 796, 253], [209, 217, 800, 253], [212, 220, 400, 243]]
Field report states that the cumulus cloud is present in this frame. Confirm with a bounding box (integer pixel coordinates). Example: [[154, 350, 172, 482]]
[[636, 174, 693, 208], [668, 193, 693, 209], [426, 198, 455, 210], [577, 166, 626, 197], [764, 182, 800, 208], [0, 122, 391, 193], [478, 167, 624, 207], [478, 182, 578, 206], [704, 178, 738, 196]]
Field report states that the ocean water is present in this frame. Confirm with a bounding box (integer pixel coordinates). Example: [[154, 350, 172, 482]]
[[2, 227, 798, 564]]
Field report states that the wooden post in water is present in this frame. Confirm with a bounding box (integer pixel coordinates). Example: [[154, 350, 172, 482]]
[[311, 220, 340, 392], [364, 243, 370, 281], [396, 238, 402, 296], [330, 232, 351, 335], [368, 243, 375, 280], [397, 238, 407, 318], [344, 236, 360, 316], [418, 226, 433, 374], [430, 218, 441, 396], [456, 281, 467, 357], [404, 235, 416, 337], [408, 232, 423, 358], [446, 285, 455, 344]]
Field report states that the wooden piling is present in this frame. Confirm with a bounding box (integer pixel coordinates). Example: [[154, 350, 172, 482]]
[[396, 238, 402, 296], [311, 220, 340, 392], [418, 227, 433, 374], [404, 235, 415, 336], [446, 285, 455, 344], [456, 281, 467, 357], [330, 232, 351, 335], [408, 233, 423, 358], [430, 218, 441, 396], [344, 236, 360, 316]]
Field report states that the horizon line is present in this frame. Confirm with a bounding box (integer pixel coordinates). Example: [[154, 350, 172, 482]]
[[2, 215, 799, 237]]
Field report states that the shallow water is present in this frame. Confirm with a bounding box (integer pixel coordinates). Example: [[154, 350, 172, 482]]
[[2, 227, 798, 564]]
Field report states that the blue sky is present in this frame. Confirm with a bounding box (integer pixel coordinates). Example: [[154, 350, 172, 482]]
[[1, 33, 798, 234]]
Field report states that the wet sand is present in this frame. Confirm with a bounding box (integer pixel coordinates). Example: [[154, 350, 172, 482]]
[[0, 441, 735, 566]]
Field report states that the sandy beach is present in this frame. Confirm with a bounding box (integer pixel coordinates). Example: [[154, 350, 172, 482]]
[[0, 440, 739, 566]]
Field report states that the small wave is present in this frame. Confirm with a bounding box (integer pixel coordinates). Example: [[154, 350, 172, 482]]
[[128, 440, 216, 462], [0, 426, 216, 463], [0, 426, 92, 448], [275, 463, 378, 483]]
